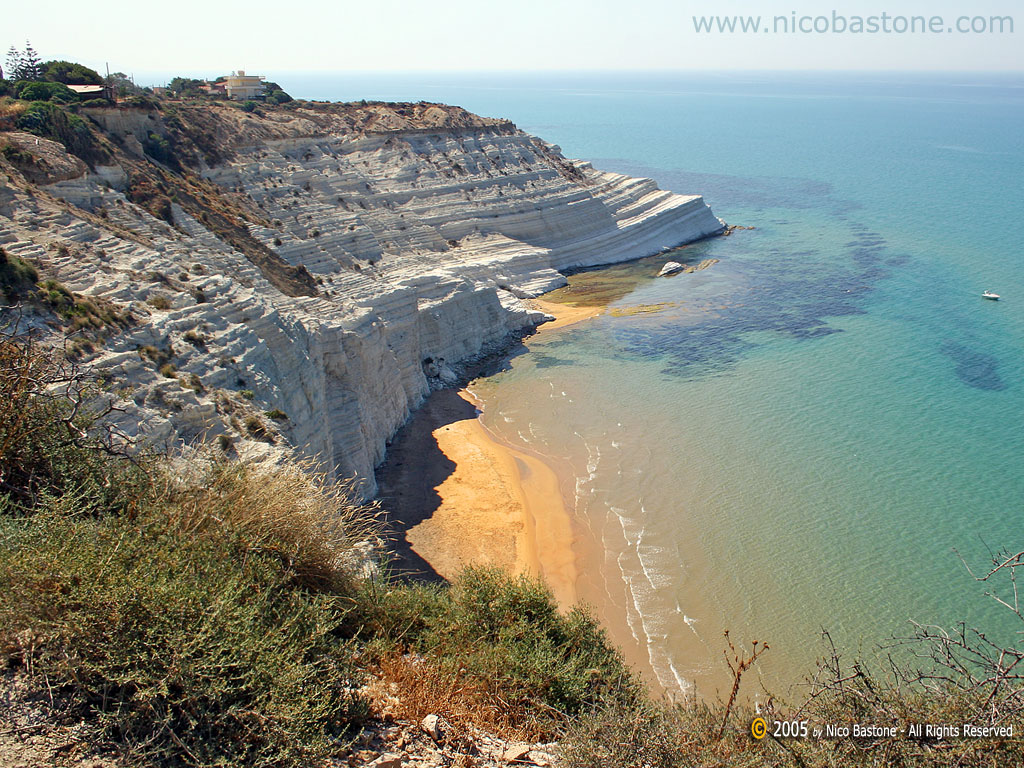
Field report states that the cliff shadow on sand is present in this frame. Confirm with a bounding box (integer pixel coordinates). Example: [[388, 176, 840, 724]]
[[374, 330, 543, 584], [375, 388, 481, 582]]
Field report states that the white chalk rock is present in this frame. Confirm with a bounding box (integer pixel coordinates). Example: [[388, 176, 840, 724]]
[[10, 108, 724, 499]]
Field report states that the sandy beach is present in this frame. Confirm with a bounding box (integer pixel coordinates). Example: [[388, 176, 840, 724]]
[[375, 283, 684, 693], [525, 298, 604, 330], [376, 301, 602, 609]]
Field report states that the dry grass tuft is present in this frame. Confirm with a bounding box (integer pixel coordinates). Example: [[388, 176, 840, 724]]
[[159, 458, 380, 591], [0, 98, 29, 122], [371, 653, 527, 739]]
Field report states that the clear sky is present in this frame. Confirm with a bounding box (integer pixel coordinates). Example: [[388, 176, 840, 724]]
[[4, 0, 1020, 80]]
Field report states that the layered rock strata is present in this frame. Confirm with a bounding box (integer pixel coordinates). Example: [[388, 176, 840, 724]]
[[0, 103, 723, 494]]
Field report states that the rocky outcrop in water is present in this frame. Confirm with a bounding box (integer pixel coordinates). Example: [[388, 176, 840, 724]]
[[0, 101, 723, 494]]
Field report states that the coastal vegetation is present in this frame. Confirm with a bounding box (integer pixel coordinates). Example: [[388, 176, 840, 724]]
[[0, 57, 1020, 766], [0, 328, 638, 764], [2, 43, 106, 104], [1, 326, 1022, 766], [1, 248, 130, 333]]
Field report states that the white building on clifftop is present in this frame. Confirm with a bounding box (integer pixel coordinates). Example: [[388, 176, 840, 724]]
[[225, 70, 264, 100]]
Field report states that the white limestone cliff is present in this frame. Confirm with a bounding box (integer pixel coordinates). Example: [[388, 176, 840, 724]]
[[0, 105, 723, 495]]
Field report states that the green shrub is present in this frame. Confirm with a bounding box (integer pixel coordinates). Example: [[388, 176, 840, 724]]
[[142, 131, 180, 170], [354, 566, 640, 737], [14, 100, 104, 164], [41, 60, 103, 86], [262, 82, 293, 104], [240, 389, 255, 400], [122, 93, 160, 109], [29, 278, 129, 329], [265, 408, 288, 421], [0, 331, 147, 514], [167, 76, 205, 99], [16, 79, 77, 103], [0, 247, 40, 301], [159, 362, 177, 378], [1, 142, 36, 167], [37, 277, 74, 312]]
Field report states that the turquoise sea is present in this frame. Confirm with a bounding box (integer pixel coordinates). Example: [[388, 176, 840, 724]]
[[292, 72, 1024, 695]]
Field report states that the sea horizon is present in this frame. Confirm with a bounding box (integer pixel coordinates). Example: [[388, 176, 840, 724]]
[[359, 69, 1024, 696], [6, 7, 1023, 762]]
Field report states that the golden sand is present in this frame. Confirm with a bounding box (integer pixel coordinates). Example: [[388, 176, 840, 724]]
[[526, 298, 604, 330], [403, 301, 600, 608]]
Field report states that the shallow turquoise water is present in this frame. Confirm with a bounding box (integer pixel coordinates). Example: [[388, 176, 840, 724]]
[[292, 72, 1024, 694]]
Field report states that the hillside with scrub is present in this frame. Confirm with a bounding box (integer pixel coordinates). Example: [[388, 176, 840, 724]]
[[1, 47, 1023, 767], [2, 317, 1022, 768]]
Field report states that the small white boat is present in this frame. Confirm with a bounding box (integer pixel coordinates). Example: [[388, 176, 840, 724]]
[[982, 291, 1000, 300]]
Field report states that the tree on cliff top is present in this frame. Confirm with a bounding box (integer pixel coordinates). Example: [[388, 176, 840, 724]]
[[42, 60, 103, 86], [262, 81, 293, 105], [6, 41, 43, 81], [5, 46, 20, 81], [168, 76, 206, 98]]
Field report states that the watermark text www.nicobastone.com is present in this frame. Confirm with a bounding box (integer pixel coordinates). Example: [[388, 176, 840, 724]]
[[693, 11, 1014, 35]]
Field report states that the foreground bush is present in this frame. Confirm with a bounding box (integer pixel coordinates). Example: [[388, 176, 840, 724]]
[[354, 566, 641, 738], [0, 328, 376, 764], [0, 329, 146, 514], [2, 328, 1022, 767], [0, 504, 369, 766]]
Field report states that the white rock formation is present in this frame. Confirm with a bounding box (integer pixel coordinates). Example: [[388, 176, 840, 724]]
[[658, 261, 685, 277], [0, 107, 723, 496]]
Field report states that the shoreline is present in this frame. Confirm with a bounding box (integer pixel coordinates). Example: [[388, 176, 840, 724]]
[[376, 293, 689, 693], [376, 257, 728, 696], [376, 301, 602, 610], [524, 298, 604, 330]]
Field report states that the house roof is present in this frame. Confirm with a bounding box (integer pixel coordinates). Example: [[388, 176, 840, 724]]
[[66, 84, 106, 94]]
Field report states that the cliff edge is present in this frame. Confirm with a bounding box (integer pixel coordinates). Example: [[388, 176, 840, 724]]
[[0, 99, 723, 494]]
